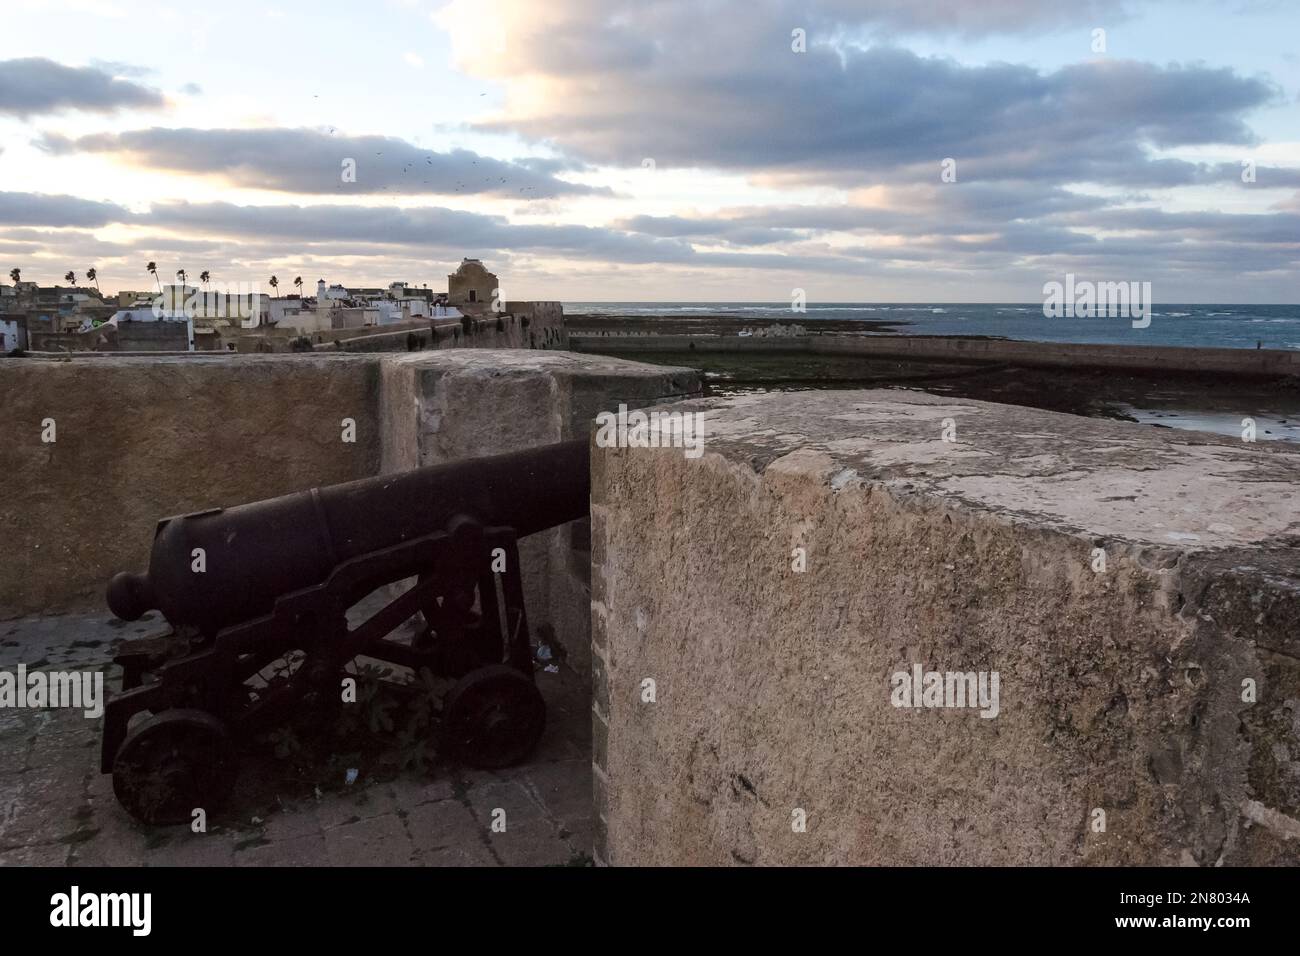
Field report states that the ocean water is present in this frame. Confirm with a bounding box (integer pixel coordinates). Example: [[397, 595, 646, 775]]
[[565, 302, 1300, 351]]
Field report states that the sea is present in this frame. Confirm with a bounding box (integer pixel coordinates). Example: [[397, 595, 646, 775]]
[[564, 302, 1300, 351]]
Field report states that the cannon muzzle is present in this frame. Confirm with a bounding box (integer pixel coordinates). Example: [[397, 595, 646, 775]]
[[107, 571, 155, 622]]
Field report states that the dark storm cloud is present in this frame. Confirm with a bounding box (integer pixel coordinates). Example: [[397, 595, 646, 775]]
[[0, 58, 165, 118], [36, 127, 611, 199]]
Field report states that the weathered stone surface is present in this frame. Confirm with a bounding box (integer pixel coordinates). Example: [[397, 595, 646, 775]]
[[1, 354, 381, 617], [378, 349, 699, 677], [594, 389, 1300, 865], [329, 302, 565, 353]]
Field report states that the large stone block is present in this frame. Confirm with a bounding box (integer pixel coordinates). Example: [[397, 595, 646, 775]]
[[593, 389, 1300, 865], [379, 350, 700, 677]]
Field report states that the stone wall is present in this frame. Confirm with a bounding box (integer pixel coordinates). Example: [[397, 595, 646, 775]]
[[335, 302, 566, 354], [1, 354, 381, 617], [379, 350, 698, 676], [0, 351, 697, 686], [573, 332, 1300, 377], [31, 320, 199, 353], [592, 389, 1300, 865]]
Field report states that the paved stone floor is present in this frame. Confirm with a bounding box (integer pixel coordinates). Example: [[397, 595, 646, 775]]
[[0, 612, 593, 866]]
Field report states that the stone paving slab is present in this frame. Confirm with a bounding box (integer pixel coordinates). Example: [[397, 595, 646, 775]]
[[0, 612, 593, 867]]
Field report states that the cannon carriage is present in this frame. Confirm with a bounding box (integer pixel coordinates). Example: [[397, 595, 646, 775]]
[[101, 440, 590, 825]]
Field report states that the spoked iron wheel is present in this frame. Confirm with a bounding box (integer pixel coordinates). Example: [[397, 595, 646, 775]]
[[441, 665, 546, 769], [112, 709, 239, 825]]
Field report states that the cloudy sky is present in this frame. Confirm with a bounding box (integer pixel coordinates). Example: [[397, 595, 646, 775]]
[[0, 0, 1297, 301]]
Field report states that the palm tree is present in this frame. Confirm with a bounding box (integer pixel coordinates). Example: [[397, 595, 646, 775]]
[[269, 275, 280, 296], [65, 270, 77, 287], [86, 267, 100, 294], [199, 270, 210, 289], [294, 276, 303, 297], [147, 261, 161, 293], [8, 268, 19, 285]]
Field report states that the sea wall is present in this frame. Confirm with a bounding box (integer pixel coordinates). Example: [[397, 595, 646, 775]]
[[333, 301, 567, 354], [592, 389, 1300, 865], [572, 333, 1300, 378]]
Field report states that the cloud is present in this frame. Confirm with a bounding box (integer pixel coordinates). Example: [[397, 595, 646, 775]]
[[621, 184, 1114, 243], [491, 47, 1276, 189], [2, 188, 1296, 290], [0, 191, 131, 228], [0, 58, 165, 117], [616, 214, 804, 246], [0, 192, 841, 272], [811, 0, 1135, 36], [142, 199, 703, 265], [36, 127, 612, 199], [440, 1, 1278, 194]]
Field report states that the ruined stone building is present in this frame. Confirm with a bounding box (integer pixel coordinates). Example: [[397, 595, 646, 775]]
[[447, 258, 498, 313]]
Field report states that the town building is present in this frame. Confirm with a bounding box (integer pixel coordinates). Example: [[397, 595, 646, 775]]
[[0, 314, 28, 352], [3, 259, 501, 352], [447, 258, 499, 312]]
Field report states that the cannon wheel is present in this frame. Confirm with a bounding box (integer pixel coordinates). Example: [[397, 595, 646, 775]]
[[112, 709, 239, 826], [441, 665, 546, 769]]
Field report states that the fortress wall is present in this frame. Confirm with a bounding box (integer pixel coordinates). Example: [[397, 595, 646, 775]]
[[1, 351, 698, 686], [592, 389, 1300, 865], [334, 301, 566, 354], [0, 354, 382, 618], [572, 332, 1300, 377], [379, 350, 699, 677]]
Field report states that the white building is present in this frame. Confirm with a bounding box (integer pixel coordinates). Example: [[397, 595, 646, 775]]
[[319, 280, 350, 302], [0, 316, 28, 351], [95, 306, 196, 350], [266, 296, 310, 329]]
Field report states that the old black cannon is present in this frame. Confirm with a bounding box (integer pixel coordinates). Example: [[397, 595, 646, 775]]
[[100, 440, 590, 824]]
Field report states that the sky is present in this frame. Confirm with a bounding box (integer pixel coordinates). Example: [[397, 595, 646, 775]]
[[0, 0, 1297, 302]]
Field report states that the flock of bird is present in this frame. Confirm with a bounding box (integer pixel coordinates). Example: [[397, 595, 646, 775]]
[[314, 92, 540, 195]]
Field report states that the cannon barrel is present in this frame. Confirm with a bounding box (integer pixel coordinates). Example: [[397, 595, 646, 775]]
[[107, 439, 590, 630]]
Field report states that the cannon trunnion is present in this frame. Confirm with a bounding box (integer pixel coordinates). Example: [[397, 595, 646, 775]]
[[100, 440, 590, 825]]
